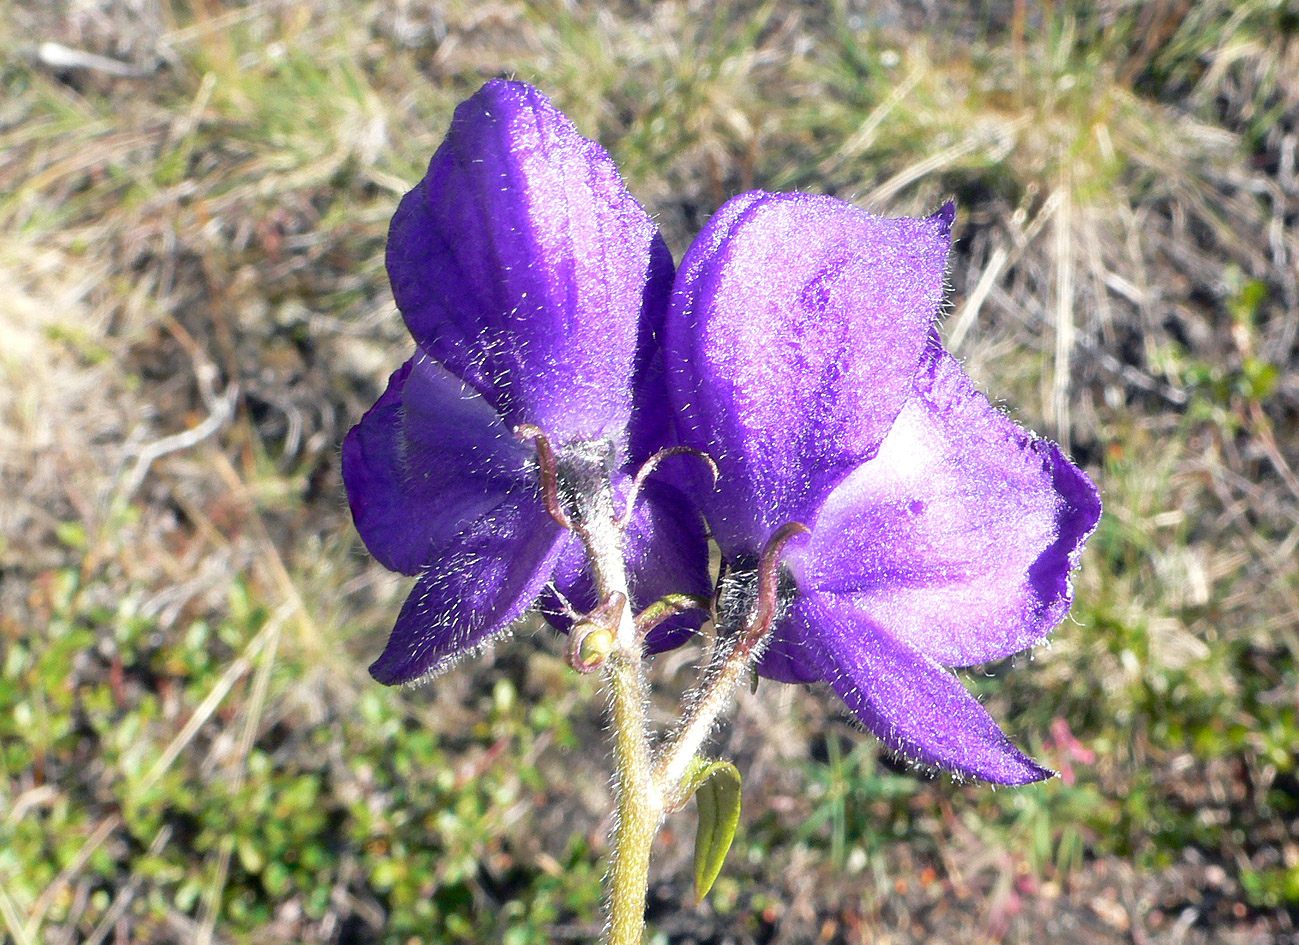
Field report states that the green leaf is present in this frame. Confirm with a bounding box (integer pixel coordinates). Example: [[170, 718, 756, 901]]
[[680, 758, 742, 902]]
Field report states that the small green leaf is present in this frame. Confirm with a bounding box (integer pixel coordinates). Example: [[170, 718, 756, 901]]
[[681, 758, 742, 902]]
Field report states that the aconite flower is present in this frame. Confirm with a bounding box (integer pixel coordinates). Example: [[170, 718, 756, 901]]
[[662, 192, 1101, 783], [343, 80, 707, 685]]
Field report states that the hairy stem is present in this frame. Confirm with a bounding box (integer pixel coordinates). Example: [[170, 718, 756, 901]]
[[654, 523, 808, 804], [575, 485, 662, 945], [605, 647, 659, 945], [653, 634, 755, 808]]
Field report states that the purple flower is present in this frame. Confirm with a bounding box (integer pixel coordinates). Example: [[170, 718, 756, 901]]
[[662, 192, 1101, 784], [343, 80, 708, 685]]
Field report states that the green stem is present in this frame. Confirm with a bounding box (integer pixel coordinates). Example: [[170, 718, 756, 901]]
[[573, 487, 662, 945], [655, 523, 808, 803], [605, 647, 659, 945], [653, 635, 753, 806]]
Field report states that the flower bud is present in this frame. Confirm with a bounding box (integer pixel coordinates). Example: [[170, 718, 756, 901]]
[[576, 625, 615, 669]]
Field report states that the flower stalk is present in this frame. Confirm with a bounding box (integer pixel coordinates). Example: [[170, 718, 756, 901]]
[[654, 523, 808, 805], [562, 460, 663, 945], [579, 475, 812, 939], [604, 648, 660, 945]]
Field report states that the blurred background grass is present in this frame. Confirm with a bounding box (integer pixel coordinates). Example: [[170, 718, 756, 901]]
[[1, 1, 1297, 943]]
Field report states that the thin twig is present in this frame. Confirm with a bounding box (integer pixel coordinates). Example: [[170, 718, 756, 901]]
[[947, 192, 1061, 353], [35, 42, 149, 78], [137, 618, 276, 795], [208, 451, 324, 656], [819, 66, 923, 176], [82, 827, 173, 945], [25, 814, 123, 940], [865, 116, 1030, 207], [121, 383, 237, 499]]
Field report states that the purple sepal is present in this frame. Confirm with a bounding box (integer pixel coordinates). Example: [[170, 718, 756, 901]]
[[369, 498, 574, 685], [386, 80, 672, 442], [342, 352, 529, 576], [802, 593, 1053, 785], [665, 192, 951, 557], [799, 341, 1102, 667], [662, 193, 1099, 781]]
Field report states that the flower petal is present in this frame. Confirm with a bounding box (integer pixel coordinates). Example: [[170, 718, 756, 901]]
[[802, 592, 1051, 784], [664, 192, 952, 557], [802, 343, 1101, 666], [342, 352, 529, 575], [539, 479, 711, 654], [536, 537, 588, 631], [624, 479, 712, 652], [755, 604, 824, 685], [369, 498, 574, 685], [386, 80, 671, 441], [626, 238, 680, 465]]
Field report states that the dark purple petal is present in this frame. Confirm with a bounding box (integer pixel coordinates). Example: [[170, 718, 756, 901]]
[[623, 479, 711, 652], [342, 352, 529, 575], [800, 343, 1101, 667], [386, 80, 670, 441], [626, 237, 679, 465], [540, 479, 710, 654], [536, 538, 588, 630], [755, 603, 824, 684], [801, 592, 1051, 784], [664, 192, 952, 557], [370, 498, 576, 685]]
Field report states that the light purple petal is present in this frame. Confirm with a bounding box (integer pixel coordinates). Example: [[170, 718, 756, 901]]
[[370, 498, 575, 685], [540, 479, 710, 654], [664, 192, 952, 557], [342, 352, 529, 575], [386, 80, 670, 441], [801, 343, 1102, 667], [802, 592, 1051, 784]]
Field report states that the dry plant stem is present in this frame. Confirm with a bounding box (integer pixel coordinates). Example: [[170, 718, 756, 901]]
[[573, 485, 662, 945]]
